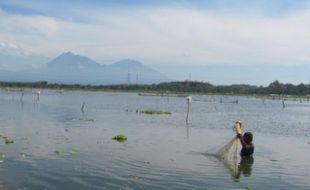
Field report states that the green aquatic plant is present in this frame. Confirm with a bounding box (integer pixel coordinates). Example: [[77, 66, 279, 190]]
[[79, 118, 95, 122], [141, 110, 171, 115], [112, 134, 127, 142], [3, 136, 14, 144], [245, 187, 252, 190], [69, 150, 78, 156]]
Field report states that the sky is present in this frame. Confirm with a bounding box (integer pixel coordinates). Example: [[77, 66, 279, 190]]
[[0, 0, 310, 85]]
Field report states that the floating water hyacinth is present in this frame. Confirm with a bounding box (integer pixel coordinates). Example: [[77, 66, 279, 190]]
[[3, 136, 14, 144], [112, 134, 127, 142], [69, 150, 78, 156], [140, 110, 171, 115]]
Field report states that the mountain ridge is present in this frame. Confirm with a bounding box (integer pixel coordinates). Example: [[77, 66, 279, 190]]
[[45, 51, 104, 70], [0, 51, 170, 84]]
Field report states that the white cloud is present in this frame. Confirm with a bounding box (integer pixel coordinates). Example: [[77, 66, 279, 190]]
[[0, 11, 58, 37], [1, 6, 310, 66], [0, 10, 59, 54], [0, 41, 30, 55]]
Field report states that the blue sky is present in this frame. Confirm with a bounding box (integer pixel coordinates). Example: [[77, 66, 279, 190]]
[[0, 0, 310, 85]]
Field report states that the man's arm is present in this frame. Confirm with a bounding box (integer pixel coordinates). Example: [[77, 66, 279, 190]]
[[237, 133, 247, 148]]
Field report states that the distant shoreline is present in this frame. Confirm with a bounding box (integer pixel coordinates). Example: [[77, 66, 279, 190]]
[[0, 80, 309, 99]]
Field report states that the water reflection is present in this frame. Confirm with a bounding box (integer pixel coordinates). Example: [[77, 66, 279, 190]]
[[186, 123, 190, 142], [234, 156, 254, 180], [33, 100, 40, 111], [20, 99, 24, 109]]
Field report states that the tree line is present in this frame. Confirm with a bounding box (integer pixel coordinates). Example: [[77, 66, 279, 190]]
[[0, 80, 309, 96]]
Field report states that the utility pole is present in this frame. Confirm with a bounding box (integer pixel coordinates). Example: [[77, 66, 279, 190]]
[[136, 73, 139, 85], [127, 71, 131, 85]]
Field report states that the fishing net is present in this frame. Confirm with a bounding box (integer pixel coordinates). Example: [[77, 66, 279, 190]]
[[214, 137, 240, 178]]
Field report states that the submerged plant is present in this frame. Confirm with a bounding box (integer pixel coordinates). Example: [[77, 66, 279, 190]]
[[112, 134, 127, 142], [3, 136, 14, 144], [141, 110, 171, 115]]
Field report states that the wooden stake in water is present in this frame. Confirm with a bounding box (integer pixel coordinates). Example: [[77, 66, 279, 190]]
[[20, 92, 24, 102], [282, 99, 285, 108], [262, 98, 266, 108], [186, 96, 192, 124], [81, 102, 86, 113], [36, 91, 41, 101]]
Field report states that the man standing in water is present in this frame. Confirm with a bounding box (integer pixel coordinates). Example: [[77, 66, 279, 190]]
[[234, 121, 254, 179], [234, 121, 254, 157]]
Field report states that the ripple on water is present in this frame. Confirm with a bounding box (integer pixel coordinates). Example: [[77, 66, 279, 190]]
[[0, 92, 310, 189]]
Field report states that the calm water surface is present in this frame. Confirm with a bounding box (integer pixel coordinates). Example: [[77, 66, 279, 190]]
[[0, 90, 309, 189]]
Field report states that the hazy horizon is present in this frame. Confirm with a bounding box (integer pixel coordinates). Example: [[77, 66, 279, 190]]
[[1, 0, 310, 85]]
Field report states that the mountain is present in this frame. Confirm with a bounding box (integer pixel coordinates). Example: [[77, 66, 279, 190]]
[[110, 59, 151, 71], [106, 59, 168, 84], [0, 52, 169, 85], [45, 52, 103, 70]]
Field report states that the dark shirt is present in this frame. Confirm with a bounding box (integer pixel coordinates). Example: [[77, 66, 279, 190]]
[[240, 143, 254, 157]]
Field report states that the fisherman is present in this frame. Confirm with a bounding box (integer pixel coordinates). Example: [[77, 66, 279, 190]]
[[234, 121, 254, 179], [234, 121, 254, 157]]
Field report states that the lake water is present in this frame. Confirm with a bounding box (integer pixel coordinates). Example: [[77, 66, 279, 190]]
[[0, 90, 309, 190]]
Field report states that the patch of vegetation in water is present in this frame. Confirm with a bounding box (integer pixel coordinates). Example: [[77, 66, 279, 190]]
[[112, 134, 127, 142], [2, 136, 14, 144], [79, 118, 95, 122], [140, 110, 171, 115], [69, 150, 78, 156], [55, 149, 78, 156]]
